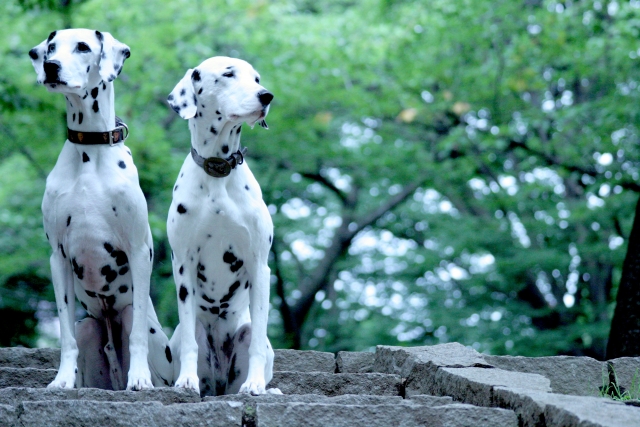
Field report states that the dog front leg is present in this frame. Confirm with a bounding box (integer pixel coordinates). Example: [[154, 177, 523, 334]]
[[239, 264, 272, 395], [48, 251, 77, 389], [125, 244, 153, 390], [173, 253, 200, 394]]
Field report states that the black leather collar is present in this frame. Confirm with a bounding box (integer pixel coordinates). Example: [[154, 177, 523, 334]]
[[191, 146, 247, 178], [67, 117, 129, 146]]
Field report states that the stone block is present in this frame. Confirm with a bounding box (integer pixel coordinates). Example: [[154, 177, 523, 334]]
[[0, 348, 60, 369], [0, 403, 17, 427], [406, 394, 455, 406], [18, 400, 243, 427], [374, 343, 491, 377], [255, 402, 517, 427], [19, 400, 165, 427], [336, 351, 374, 373], [209, 393, 404, 406], [0, 368, 57, 388], [273, 349, 335, 372], [77, 387, 201, 404], [0, 387, 77, 406], [494, 388, 640, 427], [485, 355, 603, 396], [428, 367, 551, 406], [268, 371, 403, 396]]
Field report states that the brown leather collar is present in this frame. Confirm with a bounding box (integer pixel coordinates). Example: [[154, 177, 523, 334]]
[[67, 118, 129, 146], [191, 146, 247, 178]]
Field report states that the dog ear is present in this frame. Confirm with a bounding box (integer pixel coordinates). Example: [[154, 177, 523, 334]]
[[28, 38, 48, 84], [167, 68, 197, 119], [96, 31, 131, 83]]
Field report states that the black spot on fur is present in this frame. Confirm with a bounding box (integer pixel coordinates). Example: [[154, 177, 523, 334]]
[[112, 250, 128, 266], [220, 281, 241, 304], [179, 265, 184, 275], [222, 334, 233, 359], [236, 126, 242, 134], [78, 112, 83, 124], [92, 100, 99, 113], [86, 290, 96, 298], [198, 88, 203, 94], [222, 144, 229, 154], [179, 285, 188, 302], [59, 244, 66, 259], [174, 185, 178, 192], [66, 216, 71, 226], [81, 301, 88, 310], [87, 65, 90, 73], [245, 185, 249, 191], [177, 204, 187, 214], [150, 328, 156, 334], [210, 126, 217, 135], [82, 152, 90, 162], [95, 30, 103, 42], [198, 263, 205, 271], [104, 242, 113, 253], [118, 285, 128, 293], [228, 354, 238, 385], [64, 294, 68, 305], [149, 248, 153, 261], [47, 31, 57, 42], [244, 281, 250, 289], [72, 258, 84, 280], [102, 284, 110, 292], [202, 294, 215, 304], [197, 272, 207, 282], [46, 233, 49, 240], [73, 113, 76, 122], [103, 82, 106, 90], [209, 306, 219, 315], [192, 69, 201, 81], [119, 266, 129, 275], [118, 160, 126, 169], [219, 310, 227, 319], [105, 294, 116, 306], [200, 305, 207, 311], [91, 87, 99, 99], [165, 346, 172, 363], [180, 88, 186, 96], [223, 252, 244, 273], [220, 303, 229, 309]]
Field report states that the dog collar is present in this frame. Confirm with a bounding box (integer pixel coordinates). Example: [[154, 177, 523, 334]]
[[191, 146, 247, 178], [67, 117, 129, 146]]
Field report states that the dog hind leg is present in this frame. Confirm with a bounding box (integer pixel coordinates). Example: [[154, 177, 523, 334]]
[[75, 317, 111, 389]]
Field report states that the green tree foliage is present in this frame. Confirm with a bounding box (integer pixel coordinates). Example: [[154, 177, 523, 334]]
[[0, 0, 638, 358]]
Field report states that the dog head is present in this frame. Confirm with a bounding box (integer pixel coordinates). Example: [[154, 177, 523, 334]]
[[29, 29, 130, 94], [168, 57, 273, 128]]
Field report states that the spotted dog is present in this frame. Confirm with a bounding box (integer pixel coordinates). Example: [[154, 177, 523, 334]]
[[29, 29, 172, 390], [167, 57, 280, 396]]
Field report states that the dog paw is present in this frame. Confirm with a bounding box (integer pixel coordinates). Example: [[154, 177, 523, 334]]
[[239, 378, 267, 395], [48, 372, 76, 389], [127, 375, 154, 391], [175, 374, 200, 394]]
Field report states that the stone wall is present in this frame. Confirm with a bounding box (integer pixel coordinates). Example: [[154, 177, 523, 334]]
[[0, 344, 638, 426]]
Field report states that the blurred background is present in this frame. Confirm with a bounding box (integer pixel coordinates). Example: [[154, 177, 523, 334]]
[[1, 0, 639, 359]]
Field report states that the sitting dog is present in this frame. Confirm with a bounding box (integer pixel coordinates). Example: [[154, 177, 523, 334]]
[[29, 29, 172, 390], [167, 57, 280, 396]]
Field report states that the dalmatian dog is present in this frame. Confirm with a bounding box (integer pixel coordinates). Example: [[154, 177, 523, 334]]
[[166, 57, 280, 396], [29, 29, 173, 390]]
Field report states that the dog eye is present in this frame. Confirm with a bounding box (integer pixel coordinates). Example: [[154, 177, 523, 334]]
[[77, 42, 91, 53], [255, 77, 260, 83], [48, 43, 56, 54], [222, 71, 234, 78]]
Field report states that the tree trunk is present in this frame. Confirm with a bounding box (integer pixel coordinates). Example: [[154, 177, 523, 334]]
[[606, 196, 640, 359]]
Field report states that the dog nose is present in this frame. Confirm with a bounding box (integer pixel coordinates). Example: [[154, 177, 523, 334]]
[[44, 60, 61, 81], [257, 91, 274, 107]]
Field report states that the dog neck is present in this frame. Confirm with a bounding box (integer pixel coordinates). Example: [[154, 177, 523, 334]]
[[188, 111, 244, 159], [64, 78, 116, 133]]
